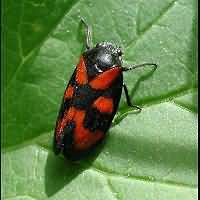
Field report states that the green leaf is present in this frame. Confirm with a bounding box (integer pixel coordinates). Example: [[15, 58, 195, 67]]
[[2, 0, 197, 199]]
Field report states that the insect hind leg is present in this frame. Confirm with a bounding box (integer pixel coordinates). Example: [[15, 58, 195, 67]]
[[123, 83, 142, 112], [80, 18, 92, 50]]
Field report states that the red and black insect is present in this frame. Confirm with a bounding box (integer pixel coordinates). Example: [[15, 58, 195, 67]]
[[54, 19, 157, 160]]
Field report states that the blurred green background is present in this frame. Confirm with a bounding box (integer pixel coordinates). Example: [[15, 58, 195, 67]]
[[2, 0, 197, 199]]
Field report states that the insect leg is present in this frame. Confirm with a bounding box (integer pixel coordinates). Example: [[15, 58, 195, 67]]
[[123, 83, 142, 112], [122, 63, 157, 72], [81, 18, 92, 49]]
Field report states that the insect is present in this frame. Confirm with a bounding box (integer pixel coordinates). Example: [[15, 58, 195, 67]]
[[54, 19, 157, 160]]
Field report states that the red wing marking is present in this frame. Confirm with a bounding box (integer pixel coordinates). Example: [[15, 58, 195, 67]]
[[55, 119, 62, 140], [75, 56, 88, 85], [56, 107, 76, 140], [73, 110, 104, 150], [56, 106, 104, 150], [93, 97, 113, 113], [89, 67, 122, 90], [64, 107, 76, 122], [64, 85, 74, 99]]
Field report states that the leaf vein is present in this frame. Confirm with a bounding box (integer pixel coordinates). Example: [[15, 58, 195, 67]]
[[5, 0, 80, 90], [91, 166, 196, 189], [125, 0, 178, 50], [106, 178, 121, 200]]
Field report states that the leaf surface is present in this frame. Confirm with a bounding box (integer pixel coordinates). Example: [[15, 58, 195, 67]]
[[2, 0, 197, 199]]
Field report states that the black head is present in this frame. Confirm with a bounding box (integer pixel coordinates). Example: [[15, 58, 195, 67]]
[[83, 42, 122, 72]]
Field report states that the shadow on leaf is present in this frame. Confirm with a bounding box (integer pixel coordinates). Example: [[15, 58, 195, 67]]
[[44, 140, 106, 197]]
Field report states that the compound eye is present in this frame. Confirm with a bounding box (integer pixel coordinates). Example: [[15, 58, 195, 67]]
[[96, 43, 101, 48], [117, 49, 122, 56]]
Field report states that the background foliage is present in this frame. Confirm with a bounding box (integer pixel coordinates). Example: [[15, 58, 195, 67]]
[[2, 0, 197, 199]]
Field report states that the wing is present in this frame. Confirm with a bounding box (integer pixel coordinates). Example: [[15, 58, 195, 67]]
[[64, 66, 122, 160], [54, 55, 123, 160], [53, 77, 75, 155], [53, 56, 87, 155], [84, 71, 123, 133]]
